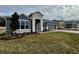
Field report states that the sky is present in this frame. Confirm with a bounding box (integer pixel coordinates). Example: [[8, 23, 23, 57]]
[[0, 5, 79, 20]]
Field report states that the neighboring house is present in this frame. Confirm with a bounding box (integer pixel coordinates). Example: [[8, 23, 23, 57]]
[[0, 16, 5, 26], [64, 20, 79, 30], [6, 11, 44, 35], [43, 20, 65, 30], [43, 19, 79, 30], [75, 21, 79, 28], [64, 21, 74, 29], [52, 20, 60, 29], [58, 20, 65, 30], [43, 19, 53, 31], [45, 19, 79, 30]]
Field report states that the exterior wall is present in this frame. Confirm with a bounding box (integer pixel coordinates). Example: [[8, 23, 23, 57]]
[[6, 18, 12, 35]]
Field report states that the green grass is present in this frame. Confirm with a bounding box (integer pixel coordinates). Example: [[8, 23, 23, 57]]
[[0, 32, 79, 54]]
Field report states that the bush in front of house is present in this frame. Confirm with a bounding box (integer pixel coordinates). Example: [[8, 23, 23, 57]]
[[10, 12, 19, 35], [0, 36, 11, 40]]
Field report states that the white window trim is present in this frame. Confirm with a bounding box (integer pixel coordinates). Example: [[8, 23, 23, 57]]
[[18, 19, 29, 29]]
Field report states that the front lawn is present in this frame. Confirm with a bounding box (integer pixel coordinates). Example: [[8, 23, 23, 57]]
[[0, 32, 79, 54]]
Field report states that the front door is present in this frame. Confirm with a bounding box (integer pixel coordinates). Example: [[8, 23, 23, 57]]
[[35, 19, 40, 32]]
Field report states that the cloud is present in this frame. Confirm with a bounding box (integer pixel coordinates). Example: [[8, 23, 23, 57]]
[[0, 12, 8, 16], [0, 5, 79, 20]]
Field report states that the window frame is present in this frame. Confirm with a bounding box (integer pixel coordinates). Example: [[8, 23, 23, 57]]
[[19, 19, 29, 29]]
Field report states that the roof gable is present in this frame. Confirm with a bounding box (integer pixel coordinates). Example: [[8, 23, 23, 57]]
[[19, 14, 30, 20], [29, 11, 43, 17]]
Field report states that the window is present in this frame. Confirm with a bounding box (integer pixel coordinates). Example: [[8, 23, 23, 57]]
[[26, 25, 28, 29], [21, 21, 25, 25], [19, 20, 29, 29], [26, 21, 29, 29], [21, 21, 25, 29], [26, 21, 28, 25]]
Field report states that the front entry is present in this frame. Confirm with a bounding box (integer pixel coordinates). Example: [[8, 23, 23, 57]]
[[35, 19, 41, 32]]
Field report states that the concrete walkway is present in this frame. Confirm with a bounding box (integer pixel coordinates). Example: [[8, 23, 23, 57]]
[[53, 30, 79, 34], [39, 30, 79, 34]]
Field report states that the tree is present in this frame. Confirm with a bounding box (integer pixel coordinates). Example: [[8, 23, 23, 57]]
[[10, 12, 19, 35]]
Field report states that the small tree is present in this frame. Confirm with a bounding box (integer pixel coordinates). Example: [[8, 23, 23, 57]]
[[10, 12, 19, 35]]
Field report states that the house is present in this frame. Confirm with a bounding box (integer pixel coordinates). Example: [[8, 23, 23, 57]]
[[43, 19, 79, 30], [58, 20, 65, 29], [52, 20, 60, 29], [43, 19, 53, 31], [43, 20, 65, 30], [6, 11, 44, 35], [6, 11, 79, 35], [64, 20, 79, 30]]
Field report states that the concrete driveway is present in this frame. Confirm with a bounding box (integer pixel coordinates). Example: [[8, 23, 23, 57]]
[[53, 30, 79, 34]]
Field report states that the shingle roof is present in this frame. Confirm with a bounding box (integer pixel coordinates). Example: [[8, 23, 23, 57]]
[[19, 14, 30, 20]]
